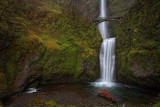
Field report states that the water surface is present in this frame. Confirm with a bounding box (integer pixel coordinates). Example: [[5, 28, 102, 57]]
[[7, 83, 158, 107]]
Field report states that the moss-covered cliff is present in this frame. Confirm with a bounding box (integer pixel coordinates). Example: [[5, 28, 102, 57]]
[[108, 0, 135, 37], [0, 0, 101, 98], [116, 0, 160, 87], [54, 0, 100, 19]]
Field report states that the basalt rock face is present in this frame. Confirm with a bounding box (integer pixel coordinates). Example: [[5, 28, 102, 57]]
[[108, 0, 135, 37], [0, 0, 101, 98], [13, 52, 43, 93], [115, 0, 160, 87], [55, 0, 99, 19], [108, 0, 134, 17], [0, 29, 45, 98]]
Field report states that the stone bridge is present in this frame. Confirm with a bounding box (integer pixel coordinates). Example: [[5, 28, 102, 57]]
[[93, 16, 122, 24]]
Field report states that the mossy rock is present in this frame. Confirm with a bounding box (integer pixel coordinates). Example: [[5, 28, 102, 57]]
[[0, 0, 101, 98], [115, 0, 160, 87]]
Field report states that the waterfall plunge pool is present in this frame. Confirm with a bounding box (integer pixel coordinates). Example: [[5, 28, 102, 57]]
[[6, 83, 159, 106]]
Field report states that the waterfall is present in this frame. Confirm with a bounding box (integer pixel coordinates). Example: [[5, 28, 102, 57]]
[[94, 0, 116, 87]]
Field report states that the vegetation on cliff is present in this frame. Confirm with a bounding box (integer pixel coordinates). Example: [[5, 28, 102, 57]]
[[0, 0, 101, 98], [55, 0, 100, 19], [108, 0, 135, 37], [116, 0, 160, 87]]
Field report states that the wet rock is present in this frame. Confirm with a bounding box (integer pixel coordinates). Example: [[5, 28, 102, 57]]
[[155, 93, 160, 100], [98, 89, 116, 102], [124, 85, 130, 88], [13, 52, 43, 93]]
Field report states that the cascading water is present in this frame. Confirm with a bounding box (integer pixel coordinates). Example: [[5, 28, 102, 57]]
[[94, 0, 116, 87]]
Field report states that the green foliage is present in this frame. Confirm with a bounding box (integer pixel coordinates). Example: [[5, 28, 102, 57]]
[[0, 101, 2, 107], [154, 102, 160, 107], [0, 0, 101, 97], [108, 0, 134, 16], [41, 9, 101, 83], [28, 98, 75, 107], [115, 0, 160, 86], [0, 73, 7, 96]]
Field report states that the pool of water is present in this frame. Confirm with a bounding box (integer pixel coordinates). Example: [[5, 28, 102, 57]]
[[6, 83, 159, 106], [78, 82, 158, 105]]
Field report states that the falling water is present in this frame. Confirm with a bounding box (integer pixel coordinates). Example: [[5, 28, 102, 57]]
[[94, 0, 116, 87]]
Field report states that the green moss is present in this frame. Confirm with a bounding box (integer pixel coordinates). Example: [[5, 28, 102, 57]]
[[38, 9, 101, 83], [0, 73, 8, 97], [0, 101, 2, 107], [115, 0, 160, 87], [154, 102, 160, 107], [27, 98, 75, 107], [0, 0, 101, 98], [6, 62, 15, 79]]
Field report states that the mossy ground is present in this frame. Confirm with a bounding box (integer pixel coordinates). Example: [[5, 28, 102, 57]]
[[27, 98, 75, 107], [0, 0, 101, 98], [154, 102, 160, 107]]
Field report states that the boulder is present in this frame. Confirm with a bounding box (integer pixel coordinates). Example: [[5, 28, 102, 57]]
[[98, 89, 116, 102]]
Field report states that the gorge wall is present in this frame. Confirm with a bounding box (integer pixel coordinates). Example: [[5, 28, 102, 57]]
[[1, 0, 159, 101], [115, 0, 160, 87], [53, 0, 99, 19], [0, 0, 101, 98], [101, 0, 160, 88]]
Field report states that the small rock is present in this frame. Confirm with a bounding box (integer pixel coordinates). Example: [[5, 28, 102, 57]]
[[98, 89, 116, 102], [124, 85, 130, 88], [155, 93, 160, 100]]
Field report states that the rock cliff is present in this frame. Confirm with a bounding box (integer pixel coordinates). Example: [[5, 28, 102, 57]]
[[0, 0, 101, 98], [115, 0, 160, 87]]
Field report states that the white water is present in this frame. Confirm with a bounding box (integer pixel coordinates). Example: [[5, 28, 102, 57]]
[[25, 88, 38, 94], [94, 0, 116, 87]]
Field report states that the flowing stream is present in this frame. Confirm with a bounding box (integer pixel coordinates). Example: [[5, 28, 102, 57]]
[[94, 0, 116, 87]]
